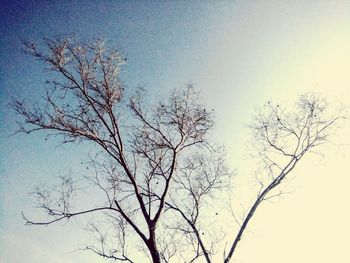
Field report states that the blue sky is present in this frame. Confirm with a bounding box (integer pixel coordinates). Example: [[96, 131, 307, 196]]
[[1, 1, 350, 262]]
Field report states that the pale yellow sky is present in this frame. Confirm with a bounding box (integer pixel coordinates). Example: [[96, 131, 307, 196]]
[[198, 1, 350, 262]]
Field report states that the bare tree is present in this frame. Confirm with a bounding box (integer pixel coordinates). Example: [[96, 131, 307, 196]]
[[223, 95, 345, 262], [12, 37, 345, 263], [12, 36, 224, 263]]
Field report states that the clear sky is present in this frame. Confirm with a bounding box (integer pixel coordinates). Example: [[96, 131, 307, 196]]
[[1, 1, 350, 262]]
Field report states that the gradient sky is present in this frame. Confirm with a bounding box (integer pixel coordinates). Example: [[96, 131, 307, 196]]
[[1, 1, 350, 262]]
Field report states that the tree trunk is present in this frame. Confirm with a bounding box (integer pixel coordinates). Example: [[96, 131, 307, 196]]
[[148, 244, 161, 263], [146, 223, 161, 263]]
